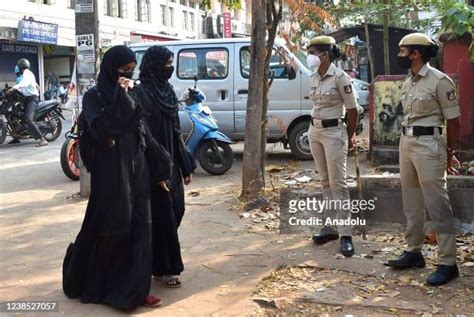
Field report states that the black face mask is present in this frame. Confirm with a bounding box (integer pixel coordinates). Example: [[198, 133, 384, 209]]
[[117, 71, 134, 79], [397, 55, 413, 69], [159, 66, 174, 81]]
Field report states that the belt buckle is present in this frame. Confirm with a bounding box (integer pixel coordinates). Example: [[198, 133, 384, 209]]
[[314, 119, 323, 128], [405, 127, 414, 136]]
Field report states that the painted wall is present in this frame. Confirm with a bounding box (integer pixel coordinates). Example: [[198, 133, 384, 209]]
[[372, 80, 405, 146]]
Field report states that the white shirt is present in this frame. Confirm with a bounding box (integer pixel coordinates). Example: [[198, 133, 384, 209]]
[[13, 69, 39, 97]]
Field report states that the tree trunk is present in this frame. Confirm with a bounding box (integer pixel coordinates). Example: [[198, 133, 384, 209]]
[[241, 0, 266, 198], [364, 20, 375, 82], [383, 0, 390, 75], [241, 0, 282, 199], [259, 0, 282, 185]]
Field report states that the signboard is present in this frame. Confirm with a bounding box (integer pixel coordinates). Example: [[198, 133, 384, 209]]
[[0, 43, 37, 54], [17, 19, 58, 45], [76, 34, 95, 74], [0, 43, 39, 86], [75, 0, 93, 13], [223, 12, 232, 38], [0, 27, 17, 41]]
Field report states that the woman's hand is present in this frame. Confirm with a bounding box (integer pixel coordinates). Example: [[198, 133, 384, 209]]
[[158, 181, 170, 192], [117, 77, 134, 92], [183, 175, 192, 185], [348, 136, 358, 150], [447, 151, 461, 175]]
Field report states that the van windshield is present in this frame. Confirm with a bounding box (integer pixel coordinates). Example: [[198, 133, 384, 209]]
[[132, 51, 145, 79]]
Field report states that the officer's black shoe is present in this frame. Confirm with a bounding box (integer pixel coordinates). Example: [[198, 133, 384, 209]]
[[340, 236, 354, 257], [386, 251, 426, 269], [312, 233, 339, 245], [426, 264, 459, 286]]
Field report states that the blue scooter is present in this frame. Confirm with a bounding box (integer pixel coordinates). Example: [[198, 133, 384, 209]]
[[180, 78, 234, 175]]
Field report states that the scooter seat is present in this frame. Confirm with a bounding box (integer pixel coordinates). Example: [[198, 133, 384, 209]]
[[38, 99, 60, 110]]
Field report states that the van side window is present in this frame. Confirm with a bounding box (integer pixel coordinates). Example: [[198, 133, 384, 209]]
[[240, 46, 291, 79], [177, 48, 228, 80]]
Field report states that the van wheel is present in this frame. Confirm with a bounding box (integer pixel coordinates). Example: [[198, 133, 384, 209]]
[[288, 121, 312, 161]]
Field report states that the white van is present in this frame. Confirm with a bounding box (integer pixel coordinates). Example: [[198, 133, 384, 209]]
[[130, 38, 361, 160]]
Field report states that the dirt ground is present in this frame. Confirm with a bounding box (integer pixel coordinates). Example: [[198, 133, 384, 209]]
[[1, 120, 473, 316]]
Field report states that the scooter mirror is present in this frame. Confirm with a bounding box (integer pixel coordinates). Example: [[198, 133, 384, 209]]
[[193, 75, 198, 88]]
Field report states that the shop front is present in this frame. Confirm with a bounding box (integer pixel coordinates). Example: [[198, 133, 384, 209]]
[[0, 41, 40, 88], [0, 19, 74, 98]]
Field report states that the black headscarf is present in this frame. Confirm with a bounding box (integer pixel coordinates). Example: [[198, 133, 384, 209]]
[[97, 45, 136, 104], [138, 46, 180, 117]]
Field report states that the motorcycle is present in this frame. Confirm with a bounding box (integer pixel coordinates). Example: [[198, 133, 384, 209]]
[[60, 108, 80, 181], [0, 88, 64, 145], [180, 78, 234, 175]]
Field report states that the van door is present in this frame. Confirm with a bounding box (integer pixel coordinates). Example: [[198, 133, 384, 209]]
[[172, 43, 234, 138], [233, 43, 301, 139]]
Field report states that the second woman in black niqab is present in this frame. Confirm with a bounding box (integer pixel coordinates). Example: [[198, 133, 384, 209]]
[[62, 45, 172, 310], [134, 45, 196, 288]]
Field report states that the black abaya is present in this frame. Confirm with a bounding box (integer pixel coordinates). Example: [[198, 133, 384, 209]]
[[134, 83, 196, 277], [62, 85, 171, 310]]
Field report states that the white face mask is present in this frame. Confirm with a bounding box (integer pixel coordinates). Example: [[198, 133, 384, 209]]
[[306, 54, 322, 69]]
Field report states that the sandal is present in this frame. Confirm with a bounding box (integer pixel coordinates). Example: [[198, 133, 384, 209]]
[[143, 294, 162, 308], [162, 275, 182, 288]]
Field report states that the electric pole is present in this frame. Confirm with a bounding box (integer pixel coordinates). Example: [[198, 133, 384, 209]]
[[75, 0, 100, 197]]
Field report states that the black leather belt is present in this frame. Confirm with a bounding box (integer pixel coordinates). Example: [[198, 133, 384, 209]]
[[402, 126, 442, 136], [311, 118, 340, 128]]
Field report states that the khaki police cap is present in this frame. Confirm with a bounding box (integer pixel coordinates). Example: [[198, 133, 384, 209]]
[[309, 35, 336, 46], [399, 33, 435, 47]]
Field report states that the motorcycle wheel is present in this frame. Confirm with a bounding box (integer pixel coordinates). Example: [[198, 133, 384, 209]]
[[60, 138, 80, 181], [198, 139, 234, 175], [0, 120, 6, 145], [44, 115, 62, 142]]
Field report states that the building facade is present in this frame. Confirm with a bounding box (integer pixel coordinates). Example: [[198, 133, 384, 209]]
[[0, 0, 251, 96]]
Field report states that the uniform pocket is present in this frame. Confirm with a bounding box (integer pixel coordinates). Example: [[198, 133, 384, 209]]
[[437, 135, 448, 162], [416, 135, 439, 159], [413, 93, 436, 113], [322, 91, 340, 104], [339, 125, 348, 148]]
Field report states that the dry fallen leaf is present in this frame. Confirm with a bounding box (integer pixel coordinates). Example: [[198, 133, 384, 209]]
[[399, 275, 412, 284], [366, 283, 377, 292]]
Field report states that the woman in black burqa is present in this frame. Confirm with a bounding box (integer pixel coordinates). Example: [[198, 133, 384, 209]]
[[62, 45, 171, 309], [133, 46, 196, 288]]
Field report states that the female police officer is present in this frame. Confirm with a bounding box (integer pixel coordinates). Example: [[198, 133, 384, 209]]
[[386, 33, 461, 286], [306, 36, 359, 257]]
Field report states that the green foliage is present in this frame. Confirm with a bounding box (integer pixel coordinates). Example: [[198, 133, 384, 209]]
[[326, 0, 432, 30], [307, 0, 473, 36], [437, 0, 474, 37], [201, 0, 242, 10]]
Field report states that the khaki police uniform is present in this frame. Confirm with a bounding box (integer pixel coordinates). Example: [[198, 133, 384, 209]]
[[308, 62, 358, 236], [399, 38, 460, 265]]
